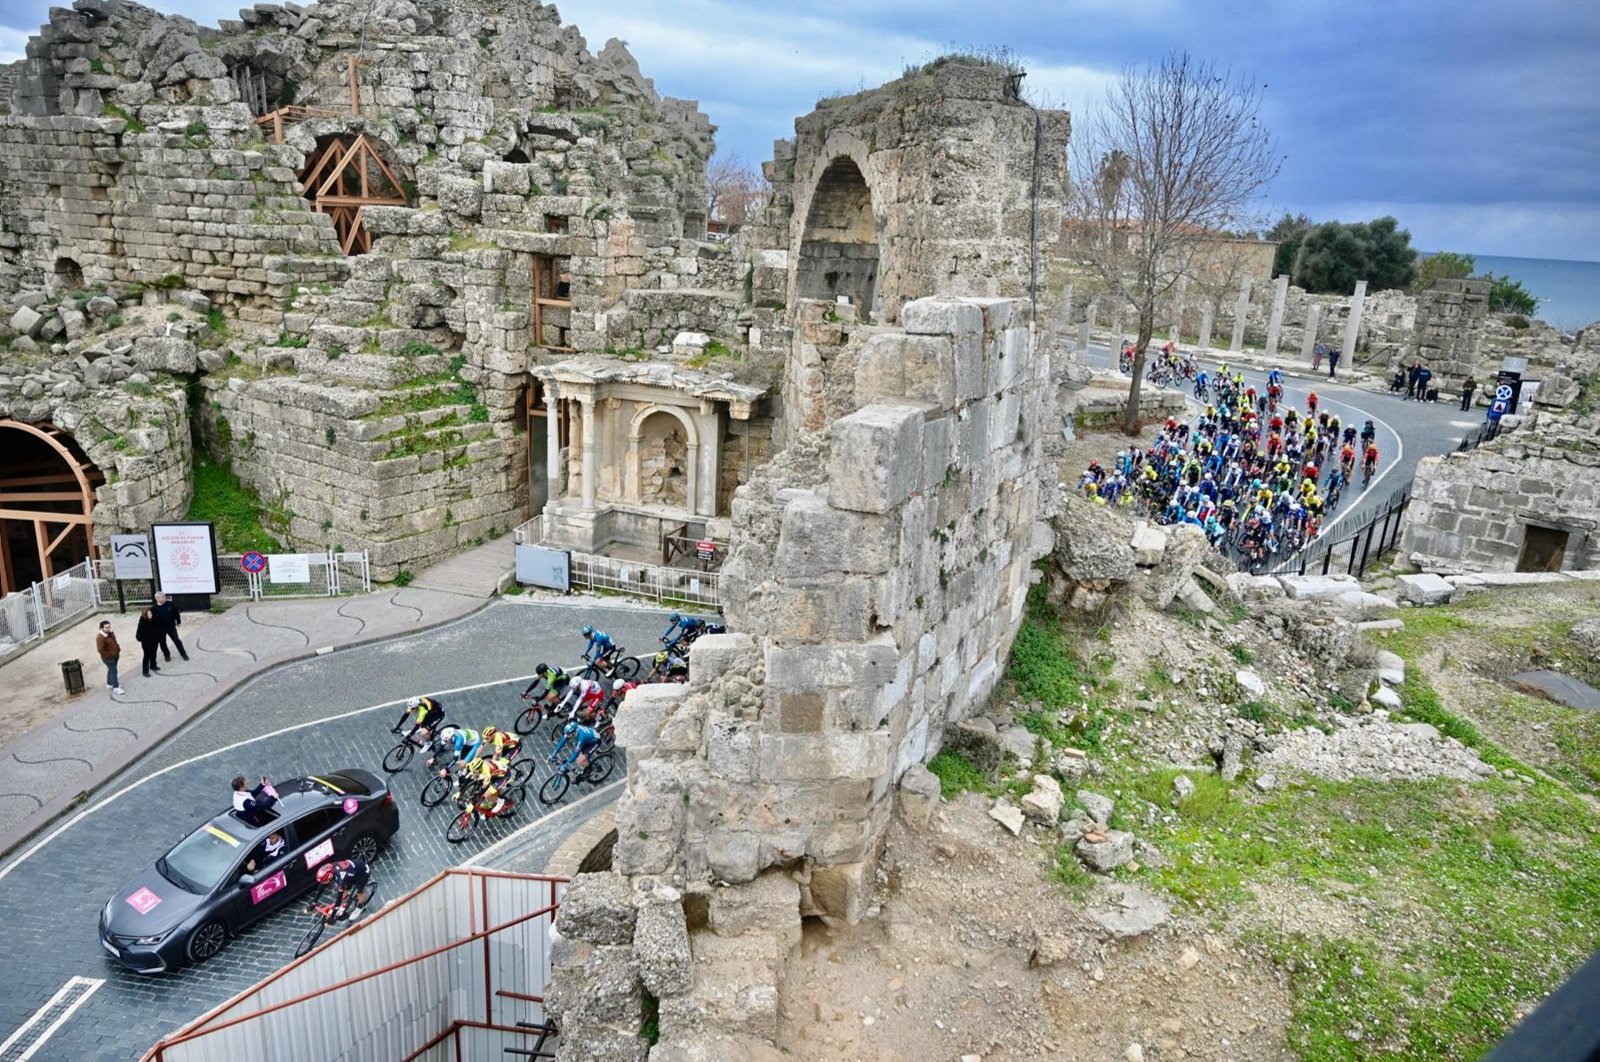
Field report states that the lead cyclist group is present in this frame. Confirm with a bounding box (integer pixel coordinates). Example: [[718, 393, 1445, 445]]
[[381, 612, 723, 840]]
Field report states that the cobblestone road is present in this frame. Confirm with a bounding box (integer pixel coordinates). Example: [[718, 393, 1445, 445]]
[[0, 599, 676, 1062]]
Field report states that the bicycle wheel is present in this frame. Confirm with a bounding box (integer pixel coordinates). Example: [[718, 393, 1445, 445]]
[[539, 770, 571, 805], [501, 785, 526, 817], [509, 758, 535, 787], [548, 716, 571, 742], [611, 656, 642, 681], [420, 774, 453, 808], [446, 807, 477, 844], [381, 741, 414, 774], [513, 705, 543, 736], [582, 752, 616, 786], [578, 664, 600, 681], [294, 918, 326, 959]]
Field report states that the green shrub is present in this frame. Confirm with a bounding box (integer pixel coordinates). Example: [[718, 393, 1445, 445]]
[[394, 568, 414, 587], [186, 456, 276, 552], [927, 749, 986, 798]]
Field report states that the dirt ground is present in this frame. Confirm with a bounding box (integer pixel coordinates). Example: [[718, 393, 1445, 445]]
[[777, 797, 1295, 1062], [0, 609, 215, 736]]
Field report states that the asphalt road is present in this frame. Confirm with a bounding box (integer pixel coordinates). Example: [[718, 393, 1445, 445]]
[[1080, 344, 1475, 559], [0, 599, 678, 1062]]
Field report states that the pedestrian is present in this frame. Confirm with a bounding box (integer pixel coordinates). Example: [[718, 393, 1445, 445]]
[[1459, 377, 1477, 411], [1312, 342, 1324, 372], [1417, 364, 1433, 403], [135, 608, 163, 677], [95, 619, 124, 694], [1327, 347, 1340, 378], [1404, 361, 1421, 401], [152, 591, 188, 662]]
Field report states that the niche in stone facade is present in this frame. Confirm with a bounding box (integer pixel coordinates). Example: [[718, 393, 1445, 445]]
[[503, 147, 532, 164], [52, 256, 83, 293], [797, 157, 879, 320], [637, 411, 689, 510]]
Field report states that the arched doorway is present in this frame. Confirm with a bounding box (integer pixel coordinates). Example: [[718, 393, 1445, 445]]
[[0, 420, 103, 595], [636, 410, 689, 510], [796, 156, 879, 318], [299, 133, 410, 255]]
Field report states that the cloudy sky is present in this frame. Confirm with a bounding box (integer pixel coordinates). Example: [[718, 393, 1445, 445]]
[[6, 0, 1598, 261]]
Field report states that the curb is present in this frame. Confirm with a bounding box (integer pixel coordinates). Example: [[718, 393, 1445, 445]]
[[0, 592, 494, 864]]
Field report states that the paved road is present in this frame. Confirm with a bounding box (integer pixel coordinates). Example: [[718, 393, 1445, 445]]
[[0, 599, 676, 1062], [1081, 344, 1473, 559]]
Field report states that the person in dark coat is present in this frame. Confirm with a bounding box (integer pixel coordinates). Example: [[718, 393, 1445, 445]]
[[135, 608, 162, 678], [1417, 364, 1434, 402], [96, 619, 124, 694], [1460, 377, 1477, 411], [1404, 361, 1422, 400], [152, 591, 188, 662]]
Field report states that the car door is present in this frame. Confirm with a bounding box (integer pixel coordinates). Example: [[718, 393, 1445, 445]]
[[229, 824, 302, 928], [294, 806, 350, 869]]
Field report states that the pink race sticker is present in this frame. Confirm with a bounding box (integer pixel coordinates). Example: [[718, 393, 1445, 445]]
[[249, 870, 288, 905], [342, 797, 359, 815], [304, 838, 334, 870], [125, 886, 162, 915]]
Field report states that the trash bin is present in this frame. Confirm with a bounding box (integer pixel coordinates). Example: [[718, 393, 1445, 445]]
[[61, 658, 85, 694]]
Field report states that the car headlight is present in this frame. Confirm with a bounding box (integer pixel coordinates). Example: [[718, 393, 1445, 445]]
[[133, 930, 170, 946], [102, 899, 113, 924]]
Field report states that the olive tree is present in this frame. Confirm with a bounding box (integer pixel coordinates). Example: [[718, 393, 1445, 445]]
[[1065, 53, 1280, 434]]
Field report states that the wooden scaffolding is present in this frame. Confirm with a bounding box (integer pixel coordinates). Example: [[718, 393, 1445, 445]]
[[0, 419, 103, 596], [299, 134, 409, 255]]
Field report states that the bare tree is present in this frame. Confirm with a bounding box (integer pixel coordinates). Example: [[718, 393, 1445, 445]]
[[705, 153, 768, 229], [1065, 53, 1280, 434]]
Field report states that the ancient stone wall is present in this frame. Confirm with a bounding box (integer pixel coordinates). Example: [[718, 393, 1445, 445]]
[[1401, 409, 1600, 573], [756, 60, 1069, 325], [611, 295, 1049, 891], [1410, 277, 1490, 388]]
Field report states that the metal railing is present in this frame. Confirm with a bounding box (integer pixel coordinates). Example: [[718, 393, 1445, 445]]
[[0, 559, 100, 666], [1267, 485, 1412, 578], [1457, 420, 1503, 453], [143, 868, 567, 1062], [514, 517, 722, 608]]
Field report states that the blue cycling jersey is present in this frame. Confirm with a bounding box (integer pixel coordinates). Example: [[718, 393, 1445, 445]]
[[583, 631, 614, 662], [558, 725, 601, 767]]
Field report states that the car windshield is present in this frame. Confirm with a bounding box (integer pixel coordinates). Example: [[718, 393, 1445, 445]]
[[161, 822, 244, 892]]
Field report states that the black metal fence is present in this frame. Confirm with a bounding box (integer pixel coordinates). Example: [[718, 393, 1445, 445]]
[[1268, 485, 1412, 579], [1457, 420, 1502, 453]]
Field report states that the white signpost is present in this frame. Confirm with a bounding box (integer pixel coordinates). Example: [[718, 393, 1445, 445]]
[[151, 522, 220, 596], [110, 534, 153, 580], [268, 553, 313, 584]]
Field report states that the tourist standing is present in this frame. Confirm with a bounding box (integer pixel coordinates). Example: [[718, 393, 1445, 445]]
[[135, 608, 162, 678], [96, 619, 124, 694], [1311, 342, 1324, 372], [1417, 364, 1434, 402], [1327, 346, 1340, 378], [152, 591, 188, 662], [1404, 361, 1422, 400], [1460, 377, 1477, 411]]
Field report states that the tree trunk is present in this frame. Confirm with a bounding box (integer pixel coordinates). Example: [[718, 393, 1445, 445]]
[[1120, 311, 1157, 435]]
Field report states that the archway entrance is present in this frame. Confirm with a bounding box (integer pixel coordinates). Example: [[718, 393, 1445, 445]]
[[0, 420, 103, 595], [636, 410, 689, 510], [300, 133, 410, 255], [796, 156, 879, 318]]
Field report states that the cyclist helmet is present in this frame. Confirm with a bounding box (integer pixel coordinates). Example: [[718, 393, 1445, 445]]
[[580, 625, 595, 638], [483, 725, 499, 740], [654, 651, 668, 665], [668, 612, 681, 624], [436, 725, 459, 743], [535, 662, 550, 677], [316, 862, 337, 885], [406, 696, 422, 710], [563, 721, 577, 736]]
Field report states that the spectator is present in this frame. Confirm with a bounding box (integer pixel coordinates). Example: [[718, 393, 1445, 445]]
[[95, 619, 124, 694], [1389, 367, 1407, 394], [232, 775, 279, 825], [135, 608, 162, 678], [1460, 377, 1477, 411], [1327, 346, 1341, 378], [152, 592, 188, 662], [1311, 342, 1325, 372], [1404, 361, 1422, 401], [1417, 364, 1434, 402]]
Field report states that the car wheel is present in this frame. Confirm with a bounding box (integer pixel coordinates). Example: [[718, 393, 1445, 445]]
[[185, 920, 228, 964], [348, 832, 381, 863]]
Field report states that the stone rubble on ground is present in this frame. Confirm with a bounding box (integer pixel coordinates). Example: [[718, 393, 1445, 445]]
[[1256, 716, 1495, 782]]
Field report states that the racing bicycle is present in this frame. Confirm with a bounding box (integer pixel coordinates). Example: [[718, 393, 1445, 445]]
[[294, 882, 376, 958], [446, 785, 526, 843]]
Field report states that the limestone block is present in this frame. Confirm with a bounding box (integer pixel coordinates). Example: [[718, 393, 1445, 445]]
[[544, 938, 646, 1060], [764, 640, 897, 693], [896, 762, 941, 826], [436, 174, 483, 218], [706, 718, 759, 783], [989, 801, 1025, 836], [828, 404, 925, 514], [1236, 670, 1265, 698], [757, 732, 891, 782], [131, 336, 198, 374], [809, 858, 875, 924], [901, 296, 982, 337], [1277, 573, 1362, 601], [1020, 773, 1064, 824], [1130, 522, 1168, 566], [854, 333, 956, 406], [1076, 829, 1135, 872], [1372, 685, 1403, 711], [553, 871, 637, 945], [9, 306, 43, 337], [672, 331, 711, 357], [633, 897, 692, 996], [774, 491, 893, 576], [705, 829, 761, 883], [1375, 649, 1406, 686], [706, 872, 801, 940], [687, 632, 755, 684], [1076, 790, 1115, 823], [1396, 572, 1454, 605], [1332, 590, 1400, 620], [614, 683, 680, 749]]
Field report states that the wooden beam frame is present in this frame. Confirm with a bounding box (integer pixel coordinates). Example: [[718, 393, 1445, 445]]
[[0, 419, 99, 594]]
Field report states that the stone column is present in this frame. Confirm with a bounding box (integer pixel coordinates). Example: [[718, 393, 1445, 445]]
[[1341, 280, 1368, 364], [1198, 300, 1215, 352], [578, 393, 597, 511], [1299, 303, 1322, 365], [1230, 276, 1250, 351], [1061, 284, 1074, 336], [544, 382, 561, 513], [1169, 277, 1187, 345], [1264, 274, 1289, 358], [1081, 301, 1096, 351], [1110, 305, 1123, 344]]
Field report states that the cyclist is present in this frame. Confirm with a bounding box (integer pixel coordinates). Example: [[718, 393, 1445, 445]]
[[1363, 441, 1380, 481], [556, 675, 608, 720], [314, 857, 371, 920], [650, 649, 689, 682], [579, 625, 615, 664], [392, 695, 445, 743], [481, 724, 520, 761], [428, 725, 483, 770], [1306, 390, 1319, 415], [553, 720, 602, 771], [660, 612, 706, 651], [1360, 418, 1377, 447], [455, 753, 510, 809], [522, 662, 573, 701]]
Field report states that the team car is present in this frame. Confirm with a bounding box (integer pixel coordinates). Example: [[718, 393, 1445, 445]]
[[98, 769, 399, 972]]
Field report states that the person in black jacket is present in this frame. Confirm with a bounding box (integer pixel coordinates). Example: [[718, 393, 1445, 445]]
[[152, 591, 188, 662], [135, 608, 162, 677]]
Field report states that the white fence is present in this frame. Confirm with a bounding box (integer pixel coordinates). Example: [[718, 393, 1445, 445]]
[[514, 517, 721, 608], [144, 869, 565, 1062], [0, 550, 372, 667]]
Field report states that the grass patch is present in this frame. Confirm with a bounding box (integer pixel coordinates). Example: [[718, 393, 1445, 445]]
[[1005, 584, 1125, 753], [186, 456, 277, 553], [927, 749, 989, 799]]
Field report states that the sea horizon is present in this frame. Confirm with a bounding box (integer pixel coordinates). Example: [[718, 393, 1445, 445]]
[[1419, 250, 1600, 330]]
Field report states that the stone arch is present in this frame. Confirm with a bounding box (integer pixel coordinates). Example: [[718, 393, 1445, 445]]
[[52, 256, 84, 293], [795, 155, 880, 320], [0, 419, 103, 594], [503, 147, 532, 164], [627, 404, 700, 514]]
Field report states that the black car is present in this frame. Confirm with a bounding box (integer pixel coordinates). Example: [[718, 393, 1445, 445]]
[[98, 769, 400, 972]]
